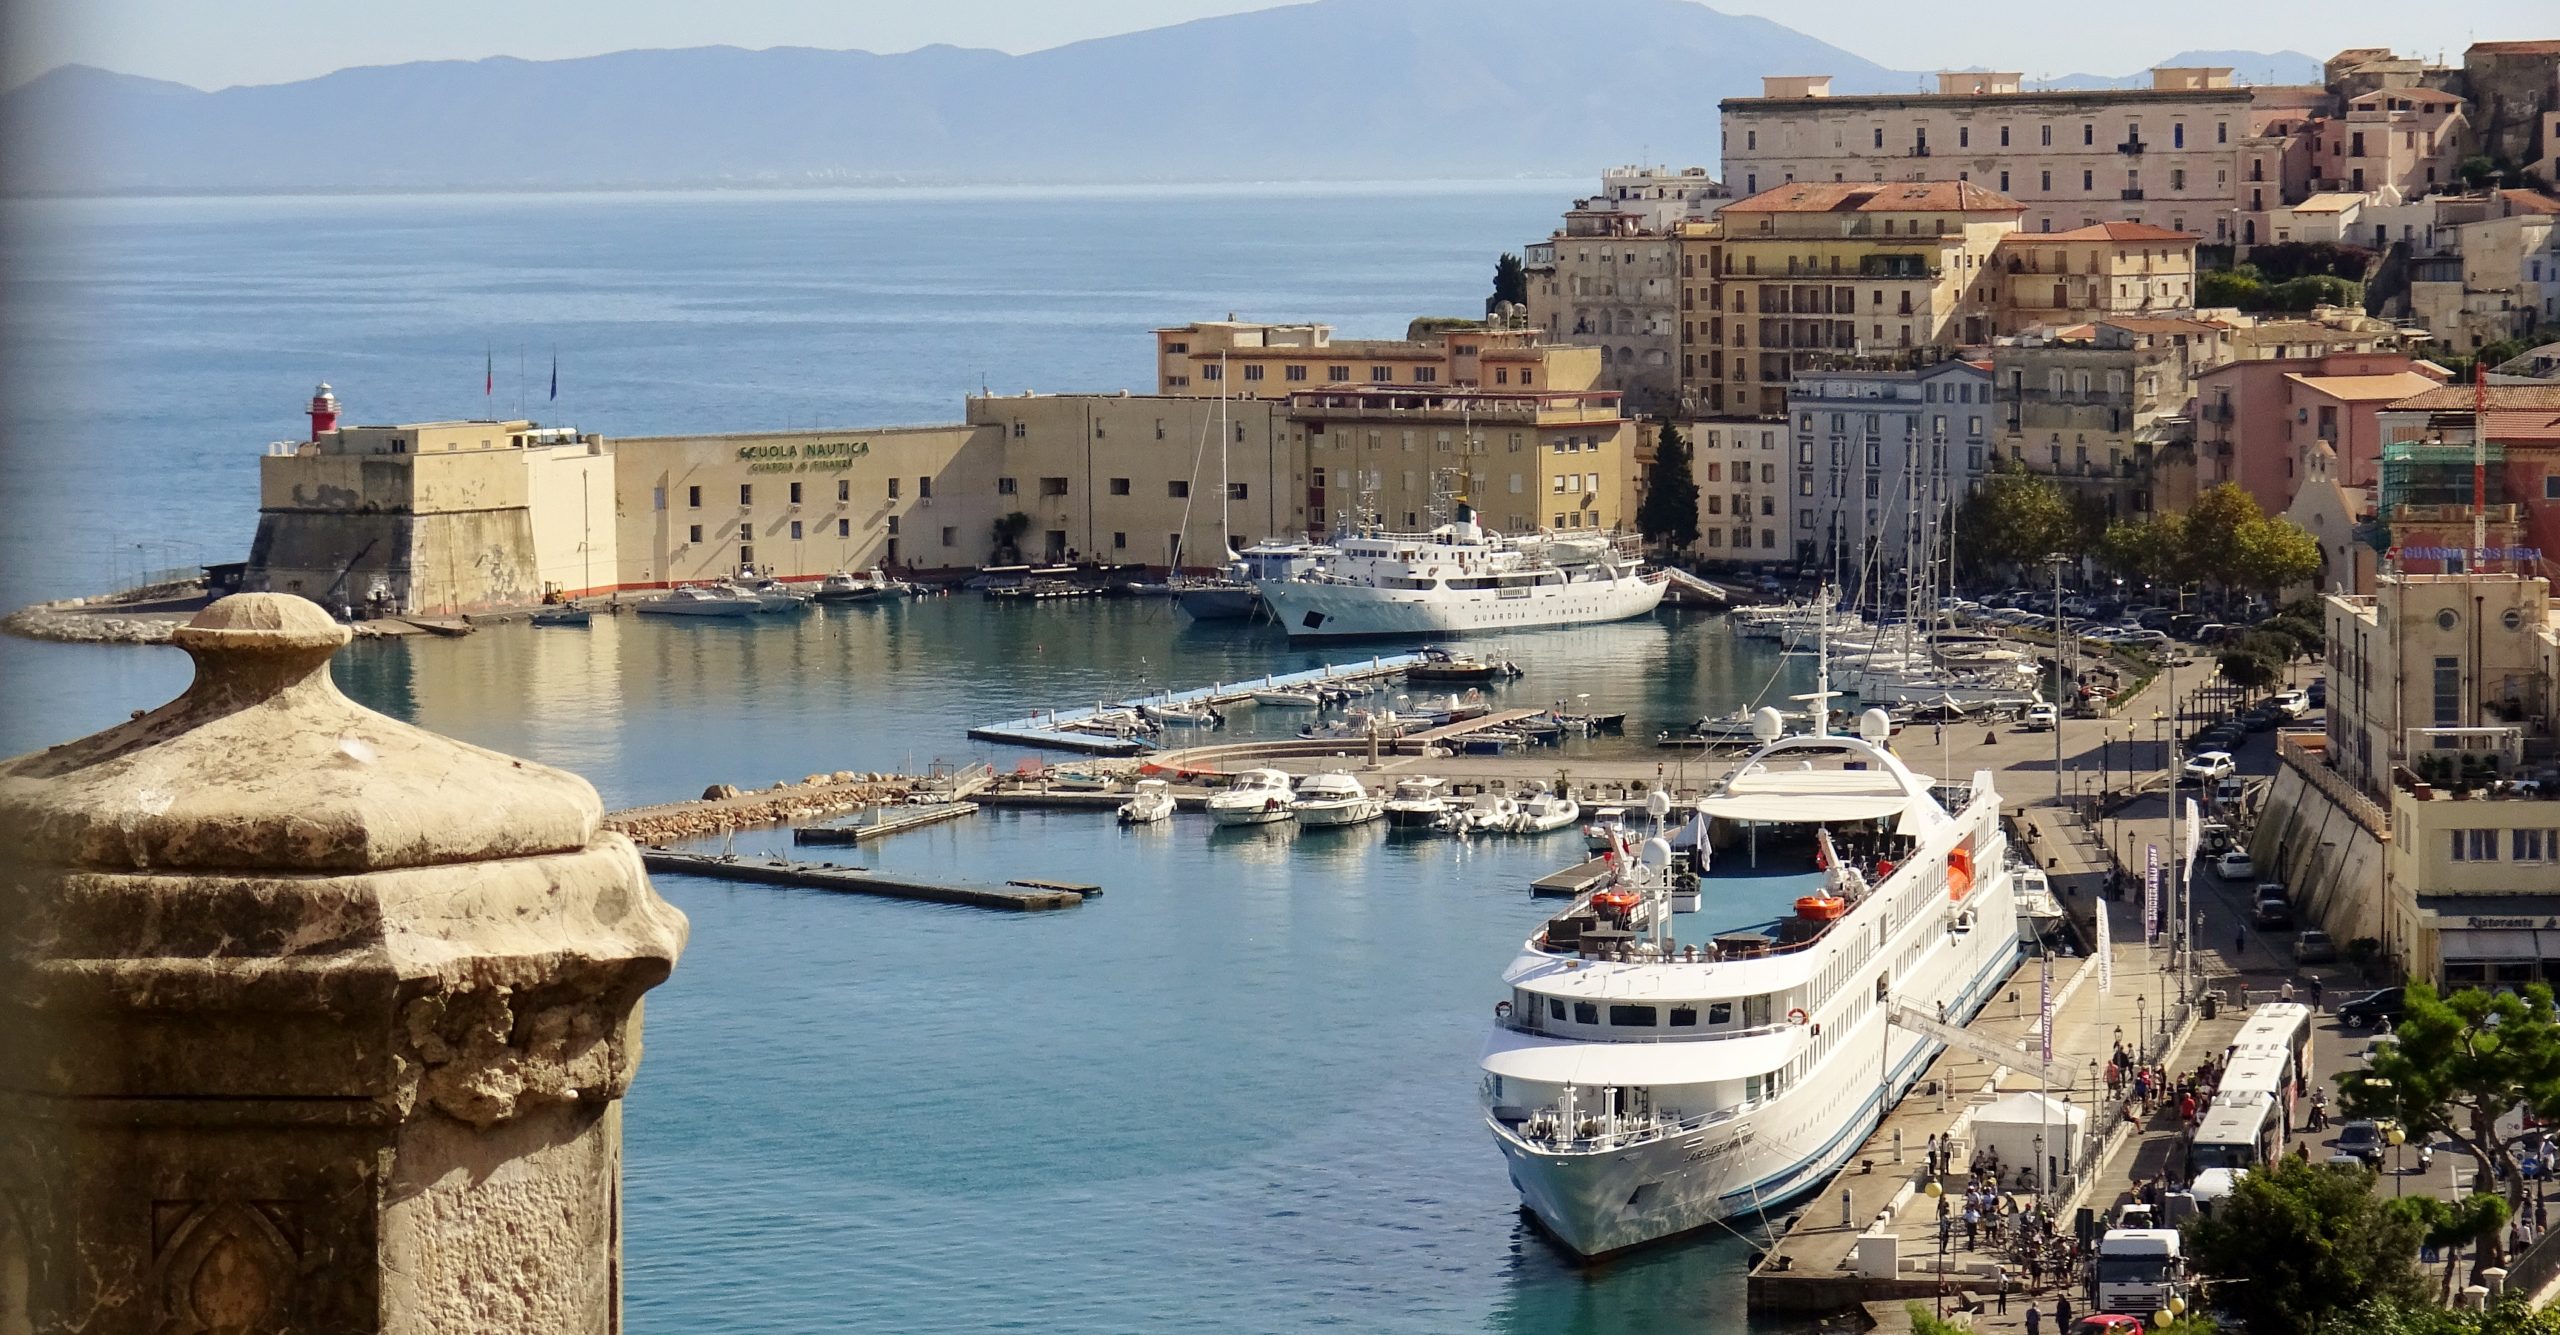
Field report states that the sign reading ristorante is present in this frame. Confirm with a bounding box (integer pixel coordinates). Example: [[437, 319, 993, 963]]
[[738, 440, 870, 474]]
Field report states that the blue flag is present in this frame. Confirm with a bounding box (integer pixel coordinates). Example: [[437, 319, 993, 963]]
[[549, 352, 558, 402]]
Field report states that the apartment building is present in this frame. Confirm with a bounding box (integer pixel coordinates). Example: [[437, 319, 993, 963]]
[[2373, 383, 2560, 579], [1718, 69, 2322, 241], [1672, 180, 2021, 420], [1783, 358, 1995, 570], [2311, 86, 2469, 197], [1990, 321, 2204, 518], [1683, 418, 1790, 564], [1990, 222, 2201, 332], [1151, 318, 1589, 398], [1289, 385, 1632, 540], [2318, 572, 2560, 983], [1523, 187, 1695, 415], [2193, 352, 2443, 513]]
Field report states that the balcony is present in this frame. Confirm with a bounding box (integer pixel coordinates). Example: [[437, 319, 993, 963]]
[[1909, 145, 1933, 157], [2120, 189, 2147, 201], [2118, 139, 2148, 155]]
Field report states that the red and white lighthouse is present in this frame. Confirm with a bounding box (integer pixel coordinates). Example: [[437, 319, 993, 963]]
[[307, 382, 340, 441]]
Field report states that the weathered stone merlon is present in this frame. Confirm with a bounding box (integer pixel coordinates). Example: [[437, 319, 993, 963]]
[[0, 592, 687, 1333]]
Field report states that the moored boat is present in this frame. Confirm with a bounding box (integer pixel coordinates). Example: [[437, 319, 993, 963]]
[[1382, 775, 1451, 827], [1205, 768, 1295, 827], [1117, 778, 1176, 824], [1290, 771, 1384, 828], [637, 586, 761, 618]]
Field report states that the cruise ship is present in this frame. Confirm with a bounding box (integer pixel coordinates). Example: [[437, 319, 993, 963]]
[[1255, 506, 1666, 639], [1477, 707, 2022, 1258]]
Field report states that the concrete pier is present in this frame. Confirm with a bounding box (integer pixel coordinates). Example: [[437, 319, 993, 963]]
[[636, 849, 1089, 911]]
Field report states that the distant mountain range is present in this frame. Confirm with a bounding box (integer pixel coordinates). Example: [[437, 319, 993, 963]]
[[0, 0, 2323, 196]]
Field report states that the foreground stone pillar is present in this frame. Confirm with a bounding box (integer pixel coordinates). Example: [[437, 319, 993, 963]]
[[0, 594, 688, 1333]]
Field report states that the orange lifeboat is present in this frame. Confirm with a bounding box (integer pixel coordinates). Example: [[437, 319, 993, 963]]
[[1946, 848, 1976, 901], [1593, 888, 1640, 912], [1795, 895, 1849, 922]]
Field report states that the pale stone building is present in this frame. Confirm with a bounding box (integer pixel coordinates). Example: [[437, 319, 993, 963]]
[[1523, 189, 1694, 415], [1292, 384, 1633, 538], [1989, 321, 2203, 520], [1783, 358, 1995, 570], [1989, 222, 2201, 333], [1681, 417, 1790, 564], [1150, 318, 1589, 399], [1717, 69, 2324, 243]]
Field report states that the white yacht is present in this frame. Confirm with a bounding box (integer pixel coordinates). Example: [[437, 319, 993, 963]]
[[1290, 772, 1384, 828], [1257, 505, 1665, 639], [637, 586, 761, 618], [1382, 775, 1451, 828], [1117, 778, 1176, 825], [1478, 707, 2022, 1259], [1512, 786, 1582, 834], [1583, 808, 1632, 854], [1205, 769, 1296, 827]]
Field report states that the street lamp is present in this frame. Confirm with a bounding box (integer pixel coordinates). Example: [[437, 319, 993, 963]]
[[2390, 1124, 2408, 1197], [1926, 1177, 1948, 1317], [2136, 994, 2149, 1059]]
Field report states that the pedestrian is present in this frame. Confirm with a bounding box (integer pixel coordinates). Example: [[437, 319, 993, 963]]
[[2028, 1302, 2044, 1335], [2281, 979, 2295, 1003], [1940, 1214, 1953, 1254], [2235, 926, 2246, 958], [2028, 1248, 2045, 1292], [1998, 1266, 2013, 1314], [2180, 1092, 2198, 1127], [1965, 1205, 1980, 1250], [2057, 1293, 2073, 1329], [2311, 976, 2325, 1010]]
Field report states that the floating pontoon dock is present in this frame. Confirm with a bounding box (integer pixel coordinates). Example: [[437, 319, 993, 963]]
[[636, 849, 1090, 911], [967, 653, 1430, 754]]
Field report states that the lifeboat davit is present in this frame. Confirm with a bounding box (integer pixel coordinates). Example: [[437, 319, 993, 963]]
[[1947, 848, 1976, 901], [1795, 895, 1849, 921]]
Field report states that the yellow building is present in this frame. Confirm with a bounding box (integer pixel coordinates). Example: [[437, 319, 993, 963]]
[[1290, 385, 1631, 538], [1674, 180, 2022, 419]]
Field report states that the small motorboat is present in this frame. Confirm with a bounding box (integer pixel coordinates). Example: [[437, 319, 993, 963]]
[[637, 586, 761, 618], [1405, 646, 1525, 684], [1047, 767, 1114, 793], [1458, 731, 1518, 755], [1142, 701, 1225, 729], [1382, 775, 1450, 828], [1459, 792, 1518, 835], [1117, 778, 1175, 825], [1511, 786, 1581, 834], [1582, 807, 1630, 854], [530, 604, 591, 627], [1252, 689, 1325, 708], [724, 575, 811, 613], [1290, 771, 1384, 828], [1206, 768, 1296, 827], [812, 570, 887, 603]]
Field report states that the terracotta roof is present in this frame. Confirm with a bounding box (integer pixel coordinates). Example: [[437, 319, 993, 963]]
[[2483, 411, 2560, 443], [1720, 180, 2025, 215], [2004, 221, 2198, 243], [2351, 85, 2463, 103], [2469, 40, 2560, 56], [2283, 371, 2443, 402], [2388, 384, 2560, 412], [2101, 317, 2222, 335], [2499, 189, 2560, 217]]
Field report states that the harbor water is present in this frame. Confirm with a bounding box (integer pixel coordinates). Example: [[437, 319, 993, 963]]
[[1, 183, 1830, 1332]]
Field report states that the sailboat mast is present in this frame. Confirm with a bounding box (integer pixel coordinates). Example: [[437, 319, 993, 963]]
[[1218, 351, 1232, 558]]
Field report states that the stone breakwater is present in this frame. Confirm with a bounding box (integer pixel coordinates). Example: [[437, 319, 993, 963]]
[[605, 772, 917, 845]]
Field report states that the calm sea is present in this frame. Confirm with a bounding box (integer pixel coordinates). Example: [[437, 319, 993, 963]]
[[0, 183, 1818, 1332]]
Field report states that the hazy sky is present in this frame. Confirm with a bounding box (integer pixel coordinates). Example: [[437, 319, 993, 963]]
[[8, 0, 2552, 91]]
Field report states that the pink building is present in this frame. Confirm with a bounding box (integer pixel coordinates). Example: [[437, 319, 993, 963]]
[[2196, 353, 2443, 513]]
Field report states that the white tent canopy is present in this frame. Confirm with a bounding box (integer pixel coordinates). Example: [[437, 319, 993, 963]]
[[1968, 1091, 2089, 1175]]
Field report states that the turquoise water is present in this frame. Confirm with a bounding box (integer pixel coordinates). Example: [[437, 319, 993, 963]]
[[0, 185, 1827, 1332]]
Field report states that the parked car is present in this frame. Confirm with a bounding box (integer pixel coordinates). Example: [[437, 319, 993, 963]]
[[2240, 706, 2282, 732], [2307, 678, 2327, 709], [2022, 703, 2059, 731], [2073, 1317, 2146, 1335], [2340, 986, 2408, 1030], [2253, 886, 2295, 929], [2295, 929, 2338, 964], [2182, 751, 2236, 784], [2271, 688, 2311, 717], [2216, 850, 2256, 880]]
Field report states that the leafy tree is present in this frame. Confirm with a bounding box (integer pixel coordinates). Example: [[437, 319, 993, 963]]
[[1954, 460, 2083, 578], [2100, 513, 2190, 587], [2459, 155, 2500, 189], [2218, 646, 2283, 694], [1487, 252, 1527, 314], [2324, 1294, 2560, 1335], [2185, 1155, 2429, 1335], [2182, 484, 2265, 589], [2385, 1193, 2510, 1303], [2199, 269, 2267, 309], [2234, 516, 2324, 600], [2268, 274, 2362, 312], [2249, 241, 2377, 283], [1636, 420, 1700, 552], [2340, 981, 2560, 1266]]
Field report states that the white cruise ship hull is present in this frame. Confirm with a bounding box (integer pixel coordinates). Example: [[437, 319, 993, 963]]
[[1261, 571, 1666, 639], [1492, 880, 2020, 1257]]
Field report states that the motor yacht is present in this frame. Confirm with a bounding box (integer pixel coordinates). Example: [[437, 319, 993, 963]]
[[1290, 772, 1384, 828], [1205, 769, 1296, 826]]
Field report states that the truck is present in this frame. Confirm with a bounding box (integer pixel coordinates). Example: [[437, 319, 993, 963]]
[[2094, 1228, 2187, 1313]]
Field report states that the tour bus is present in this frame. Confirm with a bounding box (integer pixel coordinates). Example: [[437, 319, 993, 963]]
[[2227, 1003, 2314, 1091], [2188, 1092, 2282, 1171]]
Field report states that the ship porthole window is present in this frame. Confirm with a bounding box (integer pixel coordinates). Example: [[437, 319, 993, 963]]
[[2504, 608, 2526, 631], [2437, 608, 2459, 631], [1573, 1002, 1599, 1024], [1549, 998, 1566, 1021], [1670, 1006, 1698, 1027]]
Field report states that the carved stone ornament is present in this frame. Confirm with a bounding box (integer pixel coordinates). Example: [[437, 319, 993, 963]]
[[0, 594, 688, 1333]]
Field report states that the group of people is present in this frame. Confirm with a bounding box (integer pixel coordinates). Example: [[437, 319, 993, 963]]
[[2106, 1040, 2232, 1133]]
